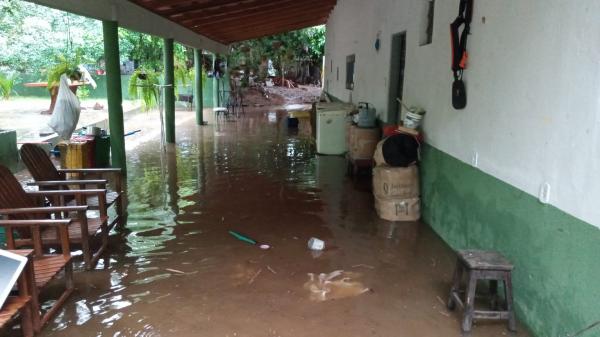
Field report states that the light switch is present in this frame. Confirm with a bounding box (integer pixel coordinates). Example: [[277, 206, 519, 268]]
[[539, 182, 551, 204]]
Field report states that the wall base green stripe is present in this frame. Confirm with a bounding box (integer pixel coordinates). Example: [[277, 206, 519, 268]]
[[420, 143, 600, 337]]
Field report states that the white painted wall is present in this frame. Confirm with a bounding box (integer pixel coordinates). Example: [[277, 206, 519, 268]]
[[324, 0, 600, 228]]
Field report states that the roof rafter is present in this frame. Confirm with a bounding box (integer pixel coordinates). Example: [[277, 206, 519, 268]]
[[128, 0, 336, 44]]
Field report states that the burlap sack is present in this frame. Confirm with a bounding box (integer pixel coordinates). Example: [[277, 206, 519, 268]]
[[372, 165, 419, 199]]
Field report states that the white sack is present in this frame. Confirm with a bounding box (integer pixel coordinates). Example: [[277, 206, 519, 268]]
[[48, 74, 81, 140]]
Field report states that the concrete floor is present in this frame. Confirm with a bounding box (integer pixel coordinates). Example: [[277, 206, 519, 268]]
[[29, 108, 530, 337]]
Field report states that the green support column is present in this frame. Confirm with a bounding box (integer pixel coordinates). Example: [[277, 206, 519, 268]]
[[163, 38, 175, 143], [194, 49, 204, 125], [213, 54, 220, 107], [102, 20, 126, 174]]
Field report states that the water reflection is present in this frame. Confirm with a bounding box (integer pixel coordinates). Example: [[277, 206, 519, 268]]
[[34, 108, 507, 337]]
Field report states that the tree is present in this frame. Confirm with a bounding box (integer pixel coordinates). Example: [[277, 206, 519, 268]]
[[0, 1, 104, 74], [228, 25, 326, 85]]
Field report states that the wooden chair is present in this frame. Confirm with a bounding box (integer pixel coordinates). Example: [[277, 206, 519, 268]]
[[0, 165, 108, 270], [0, 249, 35, 337], [19, 143, 125, 230], [0, 220, 74, 331]]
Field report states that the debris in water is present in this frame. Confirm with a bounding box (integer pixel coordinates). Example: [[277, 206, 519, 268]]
[[439, 311, 451, 317], [148, 293, 171, 304], [267, 266, 277, 274], [307, 237, 325, 250], [166, 268, 185, 274], [229, 230, 257, 245], [351, 264, 375, 270], [304, 270, 370, 302], [248, 269, 262, 284]]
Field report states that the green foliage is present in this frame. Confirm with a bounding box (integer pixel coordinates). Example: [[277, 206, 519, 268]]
[[46, 50, 85, 91], [0, 1, 104, 73], [0, 73, 17, 100], [128, 67, 160, 111], [119, 29, 164, 70], [228, 25, 326, 83], [174, 55, 192, 93]]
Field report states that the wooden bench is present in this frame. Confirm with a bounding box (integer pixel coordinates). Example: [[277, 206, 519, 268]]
[[177, 94, 193, 110], [0, 250, 35, 337], [447, 249, 516, 332], [0, 220, 74, 332]]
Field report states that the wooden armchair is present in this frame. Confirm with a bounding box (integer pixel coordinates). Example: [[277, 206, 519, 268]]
[[0, 249, 35, 337], [0, 219, 74, 331], [20, 143, 125, 230], [0, 165, 109, 270]]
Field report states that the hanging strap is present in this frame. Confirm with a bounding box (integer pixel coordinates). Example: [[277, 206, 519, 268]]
[[450, 0, 473, 80]]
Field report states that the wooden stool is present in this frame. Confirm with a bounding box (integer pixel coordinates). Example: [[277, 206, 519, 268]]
[[447, 250, 516, 332], [345, 154, 373, 178]]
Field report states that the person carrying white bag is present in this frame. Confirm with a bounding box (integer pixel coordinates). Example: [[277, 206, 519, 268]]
[[48, 74, 81, 140]]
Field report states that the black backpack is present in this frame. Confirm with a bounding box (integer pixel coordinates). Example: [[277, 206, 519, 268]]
[[450, 0, 473, 110]]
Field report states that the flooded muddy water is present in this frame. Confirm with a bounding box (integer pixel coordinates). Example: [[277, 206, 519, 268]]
[[34, 108, 529, 337]]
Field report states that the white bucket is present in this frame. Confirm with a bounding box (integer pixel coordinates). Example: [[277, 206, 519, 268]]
[[307, 237, 325, 251], [404, 110, 423, 129]]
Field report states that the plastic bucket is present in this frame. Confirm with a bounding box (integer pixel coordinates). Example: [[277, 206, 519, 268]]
[[404, 111, 423, 129]]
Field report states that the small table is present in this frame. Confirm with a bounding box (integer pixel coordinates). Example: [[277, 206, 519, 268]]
[[23, 81, 88, 114], [447, 249, 517, 332]]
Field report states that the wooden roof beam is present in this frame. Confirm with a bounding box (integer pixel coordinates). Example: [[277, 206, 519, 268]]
[[220, 19, 328, 43], [196, 8, 331, 33], [179, 0, 333, 24], [190, 3, 334, 29], [215, 16, 328, 41]]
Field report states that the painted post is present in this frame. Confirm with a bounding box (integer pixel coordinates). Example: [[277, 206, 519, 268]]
[[102, 20, 126, 174], [214, 54, 220, 107], [194, 48, 204, 125], [163, 38, 175, 143]]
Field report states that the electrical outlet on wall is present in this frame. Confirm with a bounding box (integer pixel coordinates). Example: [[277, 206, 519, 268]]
[[539, 182, 551, 204], [471, 151, 479, 167]]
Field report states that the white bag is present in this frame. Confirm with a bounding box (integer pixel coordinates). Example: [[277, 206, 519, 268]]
[[48, 74, 81, 140]]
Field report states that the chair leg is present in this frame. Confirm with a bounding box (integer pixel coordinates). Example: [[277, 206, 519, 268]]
[[504, 273, 517, 332], [448, 259, 463, 310], [82, 242, 92, 270], [462, 271, 478, 332], [21, 300, 34, 337]]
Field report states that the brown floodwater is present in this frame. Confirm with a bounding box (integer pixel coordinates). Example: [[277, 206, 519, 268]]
[[28, 108, 529, 337]]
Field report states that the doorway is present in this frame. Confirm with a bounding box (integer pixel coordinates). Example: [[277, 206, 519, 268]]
[[388, 32, 407, 124]]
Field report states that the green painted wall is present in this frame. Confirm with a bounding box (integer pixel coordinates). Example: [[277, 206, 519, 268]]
[[15, 74, 132, 100], [420, 143, 600, 337], [15, 73, 215, 107]]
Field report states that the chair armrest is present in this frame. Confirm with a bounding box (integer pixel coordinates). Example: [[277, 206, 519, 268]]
[[58, 168, 122, 174], [27, 179, 107, 187], [27, 189, 107, 197], [0, 205, 88, 215], [0, 219, 72, 228]]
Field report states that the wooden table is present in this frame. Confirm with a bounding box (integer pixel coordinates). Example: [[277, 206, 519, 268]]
[[23, 81, 88, 114], [1, 249, 37, 337]]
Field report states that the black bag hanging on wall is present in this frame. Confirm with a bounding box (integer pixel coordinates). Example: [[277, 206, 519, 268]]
[[450, 0, 473, 110]]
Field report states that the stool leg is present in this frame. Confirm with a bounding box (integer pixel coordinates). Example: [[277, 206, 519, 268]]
[[489, 280, 499, 310], [504, 273, 517, 332], [462, 271, 478, 332], [447, 259, 463, 310]]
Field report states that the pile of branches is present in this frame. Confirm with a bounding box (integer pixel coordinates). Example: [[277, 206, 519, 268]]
[[272, 77, 297, 88]]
